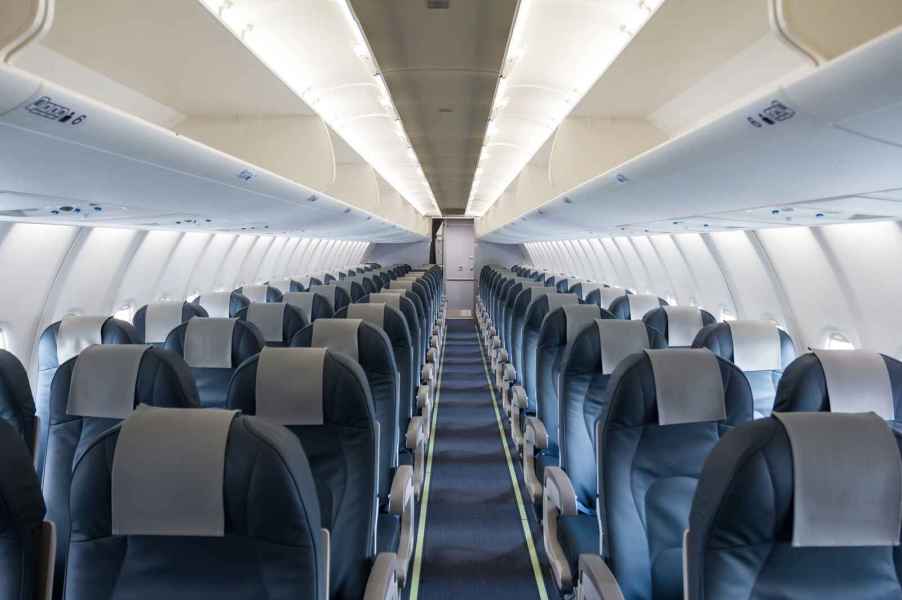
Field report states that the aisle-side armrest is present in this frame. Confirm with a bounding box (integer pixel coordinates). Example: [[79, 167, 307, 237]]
[[510, 385, 528, 449], [405, 417, 426, 494], [523, 416, 549, 502], [417, 384, 432, 432], [388, 466, 415, 586], [544, 467, 578, 590], [577, 555, 624, 600], [363, 553, 400, 600]]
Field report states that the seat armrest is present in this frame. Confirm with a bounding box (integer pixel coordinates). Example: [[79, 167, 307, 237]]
[[511, 385, 528, 409], [544, 467, 579, 590], [421, 363, 435, 387], [389, 466, 416, 586], [523, 416, 549, 503], [510, 385, 528, 449], [320, 528, 331, 599], [577, 555, 624, 600], [364, 553, 400, 600], [497, 349, 509, 364], [426, 348, 438, 365], [405, 417, 426, 493], [417, 384, 432, 430]]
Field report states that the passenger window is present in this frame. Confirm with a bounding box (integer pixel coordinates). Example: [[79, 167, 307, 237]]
[[0, 326, 7, 351], [825, 332, 855, 350], [114, 303, 135, 323], [187, 290, 201, 303], [720, 306, 736, 321]]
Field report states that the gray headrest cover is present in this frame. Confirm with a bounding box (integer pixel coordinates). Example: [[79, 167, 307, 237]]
[[814, 350, 895, 419], [627, 294, 661, 320], [369, 293, 401, 310], [112, 406, 237, 536], [145, 302, 184, 344], [527, 288, 551, 306], [663, 306, 703, 346], [729, 320, 782, 372], [599, 286, 626, 309], [310, 285, 337, 309], [68, 345, 151, 418], [283, 292, 316, 321], [545, 293, 579, 314], [391, 280, 415, 290], [595, 320, 650, 375], [242, 285, 269, 303], [198, 292, 231, 318], [57, 316, 108, 364], [184, 319, 235, 368], [775, 412, 902, 547], [255, 347, 326, 425], [268, 279, 292, 293], [645, 349, 725, 426], [563, 305, 600, 348], [246, 303, 286, 343], [348, 303, 385, 329], [312, 319, 361, 361]]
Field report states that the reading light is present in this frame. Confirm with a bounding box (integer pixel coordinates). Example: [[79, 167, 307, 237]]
[[466, 0, 666, 216], [198, 0, 440, 216]]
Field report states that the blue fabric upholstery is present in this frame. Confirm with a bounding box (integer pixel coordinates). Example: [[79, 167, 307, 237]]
[[227, 350, 378, 600], [163, 320, 263, 408], [598, 351, 754, 600], [0, 420, 45, 600], [686, 416, 902, 599], [0, 350, 35, 454], [65, 412, 325, 600], [44, 347, 199, 599]]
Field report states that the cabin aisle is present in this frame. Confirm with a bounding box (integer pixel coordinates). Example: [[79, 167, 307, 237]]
[[410, 318, 553, 600]]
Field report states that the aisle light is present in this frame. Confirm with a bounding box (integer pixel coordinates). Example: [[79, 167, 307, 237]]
[[466, 0, 666, 216], [198, 0, 439, 215]]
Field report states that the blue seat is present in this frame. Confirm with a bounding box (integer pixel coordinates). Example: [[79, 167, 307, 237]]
[[266, 277, 306, 293], [227, 348, 412, 595], [35, 316, 138, 478], [643, 306, 717, 347], [309, 284, 351, 314], [0, 419, 53, 600], [546, 348, 753, 594], [0, 349, 36, 454], [133, 301, 207, 345], [583, 285, 628, 311], [234, 283, 284, 303], [284, 291, 334, 323], [685, 412, 902, 599], [191, 291, 250, 317], [693, 320, 796, 417], [65, 406, 342, 600], [43, 345, 199, 599], [608, 293, 667, 320], [163, 319, 263, 408], [236, 302, 307, 347]]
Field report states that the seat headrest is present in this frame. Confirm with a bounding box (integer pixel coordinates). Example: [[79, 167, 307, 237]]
[[253, 347, 327, 425], [596, 320, 650, 375], [308, 285, 337, 309], [311, 319, 362, 360], [369, 293, 401, 310], [143, 302, 187, 344], [545, 293, 579, 314], [196, 292, 234, 318], [728, 320, 782, 371], [645, 349, 726, 425], [112, 406, 237, 536], [57, 315, 109, 363], [598, 286, 626, 308], [245, 303, 289, 343], [283, 292, 317, 320], [662, 306, 704, 346], [68, 345, 153, 418], [184, 318, 236, 368], [562, 305, 601, 347], [240, 285, 270, 303], [390, 280, 415, 290], [267, 279, 294, 294], [627, 294, 662, 320], [775, 412, 902, 547], [348, 303, 386, 329]]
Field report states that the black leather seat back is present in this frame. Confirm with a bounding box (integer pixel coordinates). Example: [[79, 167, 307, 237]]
[[560, 321, 665, 508], [693, 320, 796, 417], [164, 319, 263, 408], [134, 301, 207, 345], [599, 349, 753, 599], [237, 303, 307, 347], [291, 320, 399, 500], [36, 316, 138, 477], [687, 413, 902, 599], [66, 406, 325, 600], [0, 350, 36, 454], [0, 420, 46, 600], [643, 306, 716, 347], [44, 346, 199, 599]]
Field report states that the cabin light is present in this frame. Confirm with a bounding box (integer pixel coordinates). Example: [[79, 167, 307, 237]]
[[665, 295, 677, 305], [825, 332, 855, 350], [0, 327, 7, 351], [198, 0, 439, 215], [465, 0, 665, 216], [114, 303, 135, 323], [720, 306, 736, 321]]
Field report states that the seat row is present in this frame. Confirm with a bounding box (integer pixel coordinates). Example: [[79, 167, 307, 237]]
[[0, 263, 446, 600], [477, 264, 902, 599]]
